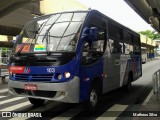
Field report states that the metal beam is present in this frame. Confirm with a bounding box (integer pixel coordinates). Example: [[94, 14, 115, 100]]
[[124, 0, 160, 32], [0, 41, 13, 47], [0, 0, 40, 18], [0, 0, 40, 36], [0, 25, 21, 36]]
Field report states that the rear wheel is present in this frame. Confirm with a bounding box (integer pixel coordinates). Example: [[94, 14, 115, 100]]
[[124, 75, 132, 91], [28, 98, 45, 106]]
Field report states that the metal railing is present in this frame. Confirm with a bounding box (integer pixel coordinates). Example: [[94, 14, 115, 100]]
[[153, 70, 160, 100], [0, 57, 9, 64], [0, 62, 9, 84]]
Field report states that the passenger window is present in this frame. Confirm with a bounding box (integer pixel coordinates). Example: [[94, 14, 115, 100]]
[[108, 22, 123, 54], [123, 30, 133, 54], [108, 39, 123, 54], [82, 14, 106, 65], [133, 36, 141, 55], [108, 23, 123, 41], [82, 28, 106, 65]]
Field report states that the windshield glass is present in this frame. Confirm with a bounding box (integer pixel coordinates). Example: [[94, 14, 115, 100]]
[[14, 12, 87, 53]]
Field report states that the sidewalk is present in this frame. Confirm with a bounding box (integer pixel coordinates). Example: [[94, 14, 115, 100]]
[[131, 93, 160, 119], [145, 92, 160, 111], [119, 56, 160, 119], [117, 92, 160, 120]]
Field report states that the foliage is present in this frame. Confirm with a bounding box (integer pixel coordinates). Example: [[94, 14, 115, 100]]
[[1, 47, 9, 56], [139, 30, 160, 40]]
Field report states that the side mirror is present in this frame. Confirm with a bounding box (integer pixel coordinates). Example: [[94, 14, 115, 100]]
[[88, 27, 98, 41], [81, 27, 98, 42], [14, 35, 19, 43]]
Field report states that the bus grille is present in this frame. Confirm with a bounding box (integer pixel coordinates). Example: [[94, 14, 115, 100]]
[[14, 74, 53, 81], [13, 88, 56, 98]]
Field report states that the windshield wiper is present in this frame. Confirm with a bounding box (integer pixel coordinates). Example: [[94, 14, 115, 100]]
[[41, 14, 62, 56], [16, 22, 46, 55], [16, 33, 36, 55], [55, 13, 74, 51], [42, 14, 62, 43]]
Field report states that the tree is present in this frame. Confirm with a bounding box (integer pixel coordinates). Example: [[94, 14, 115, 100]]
[[139, 30, 160, 40]]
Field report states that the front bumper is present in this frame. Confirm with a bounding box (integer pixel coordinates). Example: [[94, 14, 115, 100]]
[[8, 76, 80, 103]]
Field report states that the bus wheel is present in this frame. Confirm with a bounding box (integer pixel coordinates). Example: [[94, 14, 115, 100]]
[[124, 75, 132, 91], [28, 98, 45, 106], [86, 84, 99, 110]]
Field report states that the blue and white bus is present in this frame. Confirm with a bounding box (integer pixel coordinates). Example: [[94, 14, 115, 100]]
[[8, 10, 142, 109]]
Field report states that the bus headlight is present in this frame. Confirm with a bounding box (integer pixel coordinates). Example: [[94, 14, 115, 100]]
[[64, 72, 71, 78]]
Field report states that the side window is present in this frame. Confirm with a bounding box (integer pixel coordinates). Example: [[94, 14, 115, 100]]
[[92, 29, 105, 52], [123, 30, 132, 44], [82, 28, 106, 65], [83, 29, 105, 53], [82, 16, 106, 65], [108, 23, 123, 41], [123, 30, 133, 54], [108, 23, 123, 54], [133, 35, 141, 55]]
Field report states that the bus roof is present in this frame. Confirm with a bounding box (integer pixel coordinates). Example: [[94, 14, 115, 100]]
[[31, 9, 139, 37]]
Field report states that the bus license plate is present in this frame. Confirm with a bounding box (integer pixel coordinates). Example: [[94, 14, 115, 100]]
[[24, 84, 37, 91]]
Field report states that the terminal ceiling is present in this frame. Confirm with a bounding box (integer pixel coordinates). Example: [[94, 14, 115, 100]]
[[124, 0, 160, 33], [0, 0, 160, 36], [0, 0, 40, 36]]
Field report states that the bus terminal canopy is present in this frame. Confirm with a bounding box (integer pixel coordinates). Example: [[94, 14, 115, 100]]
[[0, 0, 40, 36], [0, 41, 14, 48], [124, 0, 160, 33]]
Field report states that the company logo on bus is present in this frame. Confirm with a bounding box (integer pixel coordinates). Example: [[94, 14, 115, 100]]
[[9, 66, 30, 74], [9, 66, 25, 74]]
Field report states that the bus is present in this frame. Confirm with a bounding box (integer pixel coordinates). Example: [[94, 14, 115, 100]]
[[8, 10, 142, 110], [141, 47, 147, 63]]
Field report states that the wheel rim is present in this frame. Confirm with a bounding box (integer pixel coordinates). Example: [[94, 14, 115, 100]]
[[90, 89, 97, 107]]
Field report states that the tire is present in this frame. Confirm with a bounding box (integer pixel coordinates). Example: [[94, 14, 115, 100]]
[[85, 83, 100, 111], [124, 75, 132, 91], [28, 98, 45, 106]]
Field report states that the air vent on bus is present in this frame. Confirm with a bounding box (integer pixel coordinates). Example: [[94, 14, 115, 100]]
[[14, 74, 53, 81], [13, 88, 56, 98]]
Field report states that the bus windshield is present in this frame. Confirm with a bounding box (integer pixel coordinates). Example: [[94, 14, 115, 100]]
[[14, 12, 87, 53]]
